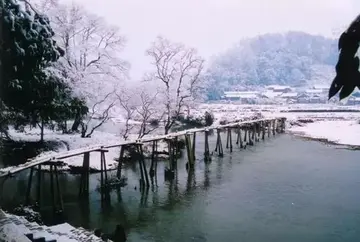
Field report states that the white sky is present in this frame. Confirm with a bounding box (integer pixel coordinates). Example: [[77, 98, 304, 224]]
[[65, 0, 360, 80]]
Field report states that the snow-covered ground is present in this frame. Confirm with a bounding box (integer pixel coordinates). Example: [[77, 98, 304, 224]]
[[289, 120, 360, 147]]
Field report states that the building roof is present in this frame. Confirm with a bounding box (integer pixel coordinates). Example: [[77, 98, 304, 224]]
[[305, 89, 324, 94], [312, 85, 329, 90], [280, 92, 298, 98], [223, 91, 259, 99], [266, 85, 291, 90]]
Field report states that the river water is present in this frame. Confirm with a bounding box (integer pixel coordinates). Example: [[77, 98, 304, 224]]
[[1, 134, 360, 242]]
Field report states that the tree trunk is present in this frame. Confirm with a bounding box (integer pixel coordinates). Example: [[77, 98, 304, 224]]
[[72, 113, 81, 132], [40, 121, 44, 143]]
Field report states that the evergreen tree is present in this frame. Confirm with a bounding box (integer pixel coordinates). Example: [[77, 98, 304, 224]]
[[0, 0, 88, 141]]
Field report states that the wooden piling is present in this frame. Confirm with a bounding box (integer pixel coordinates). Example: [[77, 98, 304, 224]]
[[149, 141, 156, 177], [185, 134, 194, 169], [204, 130, 211, 162], [192, 133, 196, 161], [139, 145, 150, 187], [261, 121, 265, 140], [36, 165, 41, 207], [239, 128, 244, 148], [79, 152, 90, 196], [117, 146, 125, 179], [25, 167, 34, 205], [251, 124, 256, 142], [216, 129, 224, 157], [248, 126, 254, 146], [50, 165, 56, 213], [268, 121, 271, 137], [272, 120, 276, 135], [136, 145, 146, 188], [229, 128, 233, 152], [54, 165, 64, 212]]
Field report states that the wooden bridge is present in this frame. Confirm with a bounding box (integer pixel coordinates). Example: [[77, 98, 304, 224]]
[[0, 117, 286, 214]]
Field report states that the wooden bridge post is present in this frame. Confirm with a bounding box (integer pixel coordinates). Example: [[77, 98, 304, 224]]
[[236, 127, 240, 145], [25, 167, 34, 205], [139, 144, 150, 188], [281, 118, 286, 132], [79, 152, 90, 197], [215, 129, 224, 157], [268, 121, 271, 137], [54, 165, 64, 213], [136, 144, 146, 188], [251, 124, 256, 142], [239, 128, 244, 148], [272, 120, 276, 135], [117, 146, 125, 179], [248, 126, 254, 146], [192, 133, 196, 161], [256, 122, 261, 142], [244, 129, 247, 142], [50, 164, 56, 214], [226, 128, 230, 149], [261, 121, 266, 140], [36, 165, 42, 208], [204, 130, 211, 162], [149, 141, 156, 178], [185, 134, 194, 170], [229, 128, 233, 152]]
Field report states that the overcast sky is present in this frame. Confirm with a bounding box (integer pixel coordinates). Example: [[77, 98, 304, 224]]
[[66, 0, 359, 80]]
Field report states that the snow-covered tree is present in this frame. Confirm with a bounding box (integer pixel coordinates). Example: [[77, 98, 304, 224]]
[[117, 84, 162, 139], [36, 0, 129, 133], [146, 36, 204, 134], [0, 0, 83, 141]]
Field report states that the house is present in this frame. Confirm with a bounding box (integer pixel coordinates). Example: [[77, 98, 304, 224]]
[[279, 92, 298, 102], [222, 91, 260, 104], [312, 85, 329, 93], [266, 85, 292, 93], [347, 97, 360, 105]]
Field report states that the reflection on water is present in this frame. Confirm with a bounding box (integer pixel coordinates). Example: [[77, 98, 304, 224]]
[[1, 134, 360, 241]]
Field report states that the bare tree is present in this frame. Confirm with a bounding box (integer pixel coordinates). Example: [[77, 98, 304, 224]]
[[80, 91, 116, 138], [38, 1, 129, 131], [116, 91, 136, 140], [135, 89, 163, 138], [146, 36, 205, 134]]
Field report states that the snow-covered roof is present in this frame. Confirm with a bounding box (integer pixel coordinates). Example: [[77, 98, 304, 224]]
[[280, 92, 298, 98], [261, 91, 282, 99], [305, 89, 324, 94], [266, 85, 291, 90], [312, 85, 329, 90], [223, 91, 259, 98], [224, 93, 258, 99]]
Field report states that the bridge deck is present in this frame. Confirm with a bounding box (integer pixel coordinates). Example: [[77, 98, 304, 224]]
[[0, 117, 285, 178]]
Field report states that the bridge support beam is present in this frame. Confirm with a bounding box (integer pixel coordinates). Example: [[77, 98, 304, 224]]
[[149, 141, 157, 178], [185, 134, 194, 170], [215, 129, 224, 157], [192, 133, 196, 161], [117, 146, 125, 179], [261, 121, 265, 140], [79, 152, 90, 197], [204, 130, 211, 162]]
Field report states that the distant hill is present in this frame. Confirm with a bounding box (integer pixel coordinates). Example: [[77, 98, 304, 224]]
[[205, 31, 338, 100]]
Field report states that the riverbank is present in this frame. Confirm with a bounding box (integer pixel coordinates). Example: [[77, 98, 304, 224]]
[[288, 120, 360, 149]]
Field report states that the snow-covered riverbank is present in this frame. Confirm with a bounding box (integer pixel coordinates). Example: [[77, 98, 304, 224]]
[[289, 120, 360, 148]]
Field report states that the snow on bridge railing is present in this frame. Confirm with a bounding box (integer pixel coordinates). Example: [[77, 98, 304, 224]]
[[0, 117, 285, 178]]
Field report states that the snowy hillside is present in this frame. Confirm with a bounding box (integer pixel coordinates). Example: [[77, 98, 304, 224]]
[[205, 31, 338, 99]]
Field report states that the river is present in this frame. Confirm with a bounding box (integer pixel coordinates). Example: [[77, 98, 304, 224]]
[[1, 134, 360, 242]]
